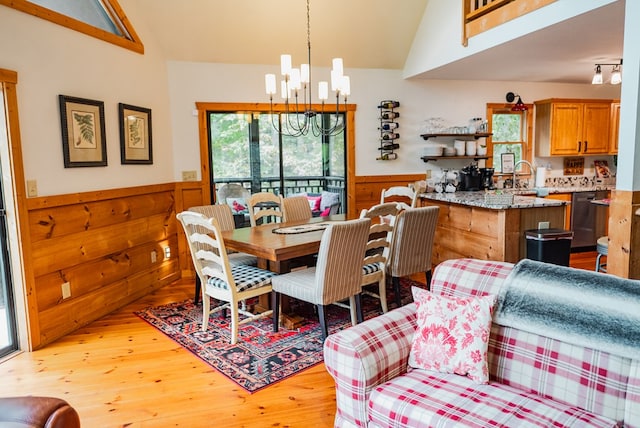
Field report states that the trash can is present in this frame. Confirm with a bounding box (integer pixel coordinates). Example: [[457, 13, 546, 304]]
[[525, 228, 573, 266]]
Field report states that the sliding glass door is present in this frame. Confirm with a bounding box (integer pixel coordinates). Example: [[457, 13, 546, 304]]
[[208, 111, 346, 211]]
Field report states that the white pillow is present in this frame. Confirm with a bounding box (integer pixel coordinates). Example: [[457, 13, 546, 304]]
[[408, 286, 496, 384]]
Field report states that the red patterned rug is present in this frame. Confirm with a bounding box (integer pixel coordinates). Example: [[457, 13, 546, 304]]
[[135, 278, 424, 393]]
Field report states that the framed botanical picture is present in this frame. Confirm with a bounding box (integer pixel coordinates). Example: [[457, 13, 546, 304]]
[[59, 95, 107, 167], [501, 152, 515, 174], [119, 103, 152, 164]]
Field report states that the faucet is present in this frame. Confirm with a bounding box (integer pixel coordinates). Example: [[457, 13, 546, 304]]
[[513, 160, 535, 189]]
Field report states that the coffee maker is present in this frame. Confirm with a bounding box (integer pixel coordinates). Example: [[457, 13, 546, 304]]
[[480, 168, 495, 190]]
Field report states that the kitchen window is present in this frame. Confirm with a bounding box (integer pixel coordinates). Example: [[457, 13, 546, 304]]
[[485, 103, 533, 175]]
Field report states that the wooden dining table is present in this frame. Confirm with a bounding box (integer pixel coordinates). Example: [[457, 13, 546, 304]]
[[221, 214, 346, 314], [221, 214, 346, 274]]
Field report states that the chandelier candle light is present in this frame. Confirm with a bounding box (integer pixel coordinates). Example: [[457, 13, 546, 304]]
[[264, 0, 350, 137]]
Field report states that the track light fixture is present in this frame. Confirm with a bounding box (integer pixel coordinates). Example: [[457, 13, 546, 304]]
[[592, 59, 623, 85], [505, 92, 528, 111]]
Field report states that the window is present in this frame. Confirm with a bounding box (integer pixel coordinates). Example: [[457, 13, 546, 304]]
[[3, 0, 143, 53], [208, 110, 346, 211], [486, 103, 533, 174]]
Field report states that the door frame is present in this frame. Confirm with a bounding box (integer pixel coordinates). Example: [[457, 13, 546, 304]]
[[195, 102, 358, 219]]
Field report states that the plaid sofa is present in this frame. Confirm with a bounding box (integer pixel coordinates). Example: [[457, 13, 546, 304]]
[[324, 258, 640, 427]]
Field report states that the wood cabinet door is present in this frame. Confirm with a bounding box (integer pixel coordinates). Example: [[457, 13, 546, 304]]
[[609, 102, 620, 154], [582, 103, 611, 154], [550, 103, 582, 155], [545, 193, 572, 229]]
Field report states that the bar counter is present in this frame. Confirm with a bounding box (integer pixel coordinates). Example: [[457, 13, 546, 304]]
[[418, 191, 569, 264]]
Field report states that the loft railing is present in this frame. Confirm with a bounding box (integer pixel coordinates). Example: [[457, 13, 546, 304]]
[[462, 0, 557, 46]]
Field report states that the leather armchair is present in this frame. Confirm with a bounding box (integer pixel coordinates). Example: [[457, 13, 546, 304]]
[[0, 396, 80, 428]]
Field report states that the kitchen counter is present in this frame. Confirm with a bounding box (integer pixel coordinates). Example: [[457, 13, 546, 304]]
[[420, 191, 568, 209], [419, 192, 567, 265]]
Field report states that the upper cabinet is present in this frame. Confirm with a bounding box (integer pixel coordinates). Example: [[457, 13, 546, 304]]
[[535, 99, 614, 156], [610, 101, 620, 154]]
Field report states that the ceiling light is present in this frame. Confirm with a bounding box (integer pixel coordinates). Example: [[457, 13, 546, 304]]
[[592, 65, 603, 85], [611, 65, 622, 85], [505, 92, 528, 111], [264, 0, 349, 137], [591, 59, 622, 85]]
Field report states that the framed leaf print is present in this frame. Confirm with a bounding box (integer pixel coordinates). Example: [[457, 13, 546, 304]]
[[119, 103, 152, 164], [59, 95, 107, 167]]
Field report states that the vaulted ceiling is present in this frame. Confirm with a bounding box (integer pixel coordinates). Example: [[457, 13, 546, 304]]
[[131, 0, 624, 84]]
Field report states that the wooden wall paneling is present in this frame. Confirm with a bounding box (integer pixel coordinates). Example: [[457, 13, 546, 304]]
[[354, 174, 425, 216], [23, 184, 180, 348], [174, 182, 207, 277], [608, 190, 640, 279], [27, 191, 175, 242]]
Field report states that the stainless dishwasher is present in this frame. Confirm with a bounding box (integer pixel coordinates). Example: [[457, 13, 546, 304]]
[[570, 190, 608, 249]]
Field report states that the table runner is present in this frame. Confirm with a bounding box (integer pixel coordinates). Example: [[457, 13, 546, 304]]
[[272, 221, 339, 234]]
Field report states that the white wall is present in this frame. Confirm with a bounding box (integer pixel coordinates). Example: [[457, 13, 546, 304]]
[[168, 61, 620, 180], [404, 0, 619, 79], [0, 2, 623, 197], [0, 3, 174, 196]]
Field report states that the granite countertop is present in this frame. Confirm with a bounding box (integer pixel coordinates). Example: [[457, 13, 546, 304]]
[[419, 191, 569, 210]]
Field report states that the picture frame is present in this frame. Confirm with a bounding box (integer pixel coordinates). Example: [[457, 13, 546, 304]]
[[119, 103, 153, 164], [501, 152, 515, 174], [59, 95, 107, 168]]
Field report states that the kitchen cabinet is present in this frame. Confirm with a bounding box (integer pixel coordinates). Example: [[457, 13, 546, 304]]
[[610, 101, 620, 154], [535, 99, 613, 156], [544, 193, 572, 229]]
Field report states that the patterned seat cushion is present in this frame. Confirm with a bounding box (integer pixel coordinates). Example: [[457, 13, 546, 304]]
[[362, 262, 382, 275], [368, 369, 617, 428], [206, 264, 275, 292]]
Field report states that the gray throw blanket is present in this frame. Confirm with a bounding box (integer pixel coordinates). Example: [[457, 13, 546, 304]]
[[494, 259, 640, 360]]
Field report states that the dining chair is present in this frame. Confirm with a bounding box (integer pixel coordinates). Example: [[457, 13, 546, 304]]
[[177, 211, 277, 345], [357, 202, 400, 315], [247, 192, 283, 226], [271, 218, 371, 341], [281, 195, 313, 223], [188, 204, 257, 304], [380, 185, 418, 212], [216, 183, 251, 227], [386, 206, 439, 308]]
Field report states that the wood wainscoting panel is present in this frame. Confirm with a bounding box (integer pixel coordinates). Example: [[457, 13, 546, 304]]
[[354, 174, 425, 217], [24, 183, 181, 349]]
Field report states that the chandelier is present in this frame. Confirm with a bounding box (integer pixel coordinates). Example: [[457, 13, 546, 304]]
[[264, 0, 350, 137]]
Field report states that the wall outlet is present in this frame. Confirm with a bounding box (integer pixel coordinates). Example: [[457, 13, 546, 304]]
[[182, 170, 197, 181], [538, 221, 550, 229], [27, 180, 38, 197], [61, 282, 71, 299], [425, 169, 432, 179], [150, 250, 157, 263]]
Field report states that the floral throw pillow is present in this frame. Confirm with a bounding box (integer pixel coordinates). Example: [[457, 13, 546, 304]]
[[226, 197, 248, 214], [408, 287, 496, 384]]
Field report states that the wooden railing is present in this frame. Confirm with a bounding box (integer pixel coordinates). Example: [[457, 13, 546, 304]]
[[462, 0, 557, 46]]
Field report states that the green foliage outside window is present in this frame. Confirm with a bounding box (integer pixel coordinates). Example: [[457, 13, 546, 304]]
[[210, 112, 345, 183], [492, 112, 524, 172]]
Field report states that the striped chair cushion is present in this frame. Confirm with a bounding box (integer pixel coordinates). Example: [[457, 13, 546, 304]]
[[206, 264, 276, 292], [228, 252, 257, 267]]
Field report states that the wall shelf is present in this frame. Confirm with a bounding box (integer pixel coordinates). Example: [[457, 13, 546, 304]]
[[421, 133, 492, 140], [421, 155, 489, 163]]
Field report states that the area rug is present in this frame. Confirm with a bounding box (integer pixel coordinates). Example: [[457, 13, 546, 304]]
[[135, 278, 424, 393]]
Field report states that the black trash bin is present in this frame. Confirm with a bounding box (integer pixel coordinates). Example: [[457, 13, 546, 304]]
[[525, 228, 573, 266]]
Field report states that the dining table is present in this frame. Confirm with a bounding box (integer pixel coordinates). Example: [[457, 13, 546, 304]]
[[221, 214, 346, 273], [221, 214, 346, 313]]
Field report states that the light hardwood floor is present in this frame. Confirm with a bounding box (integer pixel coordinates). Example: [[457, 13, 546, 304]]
[[0, 253, 598, 427]]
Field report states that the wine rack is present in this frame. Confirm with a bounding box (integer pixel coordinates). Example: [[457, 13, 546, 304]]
[[377, 100, 400, 160]]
